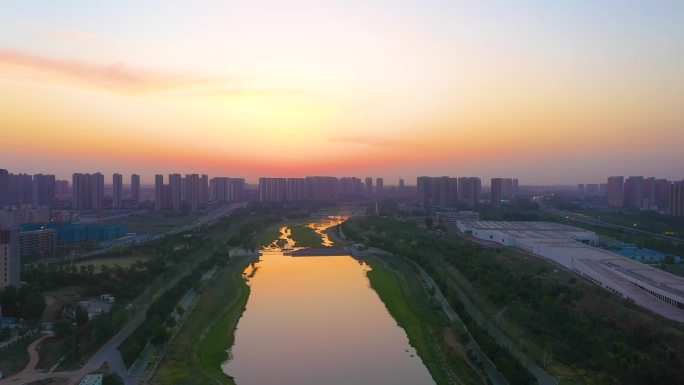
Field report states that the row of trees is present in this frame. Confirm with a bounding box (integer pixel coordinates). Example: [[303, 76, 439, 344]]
[[118, 251, 228, 365], [0, 285, 45, 324]]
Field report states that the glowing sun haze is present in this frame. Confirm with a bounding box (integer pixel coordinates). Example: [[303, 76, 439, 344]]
[[1, 0, 683, 184]]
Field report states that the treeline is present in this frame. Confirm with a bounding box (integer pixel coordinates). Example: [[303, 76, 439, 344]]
[[343, 216, 684, 385], [0, 285, 45, 324], [119, 252, 227, 366], [55, 303, 129, 366]]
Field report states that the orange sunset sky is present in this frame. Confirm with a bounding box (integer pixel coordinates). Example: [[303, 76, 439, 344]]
[[1, 1, 683, 184]]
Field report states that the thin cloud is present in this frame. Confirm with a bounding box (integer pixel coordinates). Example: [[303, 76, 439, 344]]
[[328, 135, 414, 148], [38, 30, 101, 43], [0, 49, 247, 96]]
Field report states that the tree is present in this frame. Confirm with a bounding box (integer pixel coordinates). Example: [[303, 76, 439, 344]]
[[76, 306, 89, 326], [103, 373, 124, 385], [54, 319, 73, 337], [425, 217, 434, 230]]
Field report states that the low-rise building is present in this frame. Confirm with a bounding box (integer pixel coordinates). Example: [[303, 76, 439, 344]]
[[436, 211, 479, 225], [79, 374, 103, 385], [19, 228, 56, 262]]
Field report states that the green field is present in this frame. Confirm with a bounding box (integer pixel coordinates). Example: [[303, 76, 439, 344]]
[[289, 225, 324, 247], [152, 257, 253, 385], [77, 255, 151, 271], [365, 255, 486, 385]]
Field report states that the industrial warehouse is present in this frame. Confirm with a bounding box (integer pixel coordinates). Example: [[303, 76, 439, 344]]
[[457, 221, 684, 323]]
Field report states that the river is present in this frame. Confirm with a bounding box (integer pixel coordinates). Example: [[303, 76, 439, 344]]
[[222, 219, 435, 385]]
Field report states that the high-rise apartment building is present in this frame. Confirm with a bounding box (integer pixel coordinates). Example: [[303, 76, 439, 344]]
[[54, 180, 69, 199], [643, 177, 656, 209], [185, 174, 201, 210], [286, 178, 307, 201], [502, 178, 513, 197], [72, 173, 104, 211], [338, 177, 363, 198], [670, 181, 684, 217], [655, 179, 671, 209], [31, 174, 55, 206], [376, 178, 384, 195], [155, 175, 164, 211], [210, 177, 229, 202], [364, 177, 373, 196], [490, 178, 503, 208], [169, 174, 182, 211], [398, 178, 405, 193], [0, 228, 20, 289], [607, 176, 624, 208], [624, 176, 644, 209], [259, 178, 287, 202], [112, 173, 123, 209], [585, 184, 599, 196], [131, 174, 140, 203], [200, 174, 209, 205], [306, 177, 338, 202], [9, 173, 33, 204], [0, 169, 9, 205], [228, 178, 245, 202], [417, 176, 432, 206], [416, 176, 457, 207], [458, 177, 481, 207]]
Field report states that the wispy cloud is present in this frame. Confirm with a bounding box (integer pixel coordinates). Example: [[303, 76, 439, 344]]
[[328, 135, 414, 148], [37, 30, 101, 43], [0, 49, 248, 96]]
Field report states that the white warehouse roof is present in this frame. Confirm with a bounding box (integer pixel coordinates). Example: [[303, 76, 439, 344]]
[[457, 221, 684, 323]]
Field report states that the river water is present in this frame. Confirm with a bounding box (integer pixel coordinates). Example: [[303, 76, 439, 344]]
[[222, 220, 435, 385]]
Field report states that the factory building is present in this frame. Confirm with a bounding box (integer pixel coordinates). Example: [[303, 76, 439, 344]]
[[457, 221, 684, 323]]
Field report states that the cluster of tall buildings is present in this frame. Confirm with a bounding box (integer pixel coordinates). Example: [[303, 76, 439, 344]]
[[155, 174, 208, 211], [577, 183, 606, 197], [490, 178, 519, 208], [72, 173, 141, 211], [154, 174, 247, 211], [209, 177, 246, 203], [257, 176, 387, 202], [416, 176, 484, 208], [605, 176, 684, 216], [0, 169, 58, 206]]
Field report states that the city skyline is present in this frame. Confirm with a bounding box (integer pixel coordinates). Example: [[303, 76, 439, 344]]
[[1, 1, 683, 184]]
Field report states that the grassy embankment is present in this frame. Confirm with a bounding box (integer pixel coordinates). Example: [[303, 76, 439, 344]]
[[151, 256, 253, 385], [365, 254, 486, 385]]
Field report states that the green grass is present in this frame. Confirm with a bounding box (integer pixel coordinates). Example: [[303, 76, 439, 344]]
[[255, 222, 284, 248], [289, 225, 324, 247], [152, 257, 253, 385], [365, 255, 485, 385]]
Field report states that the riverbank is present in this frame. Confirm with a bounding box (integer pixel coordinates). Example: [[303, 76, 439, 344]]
[[150, 256, 254, 385], [363, 254, 486, 385]]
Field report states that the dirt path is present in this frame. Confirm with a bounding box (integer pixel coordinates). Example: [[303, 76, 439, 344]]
[[22, 333, 53, 373]]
